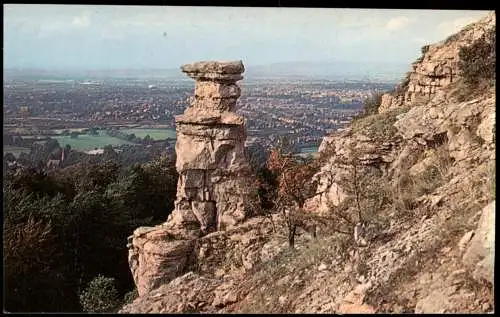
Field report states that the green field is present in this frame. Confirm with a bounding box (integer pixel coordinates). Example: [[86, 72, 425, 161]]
[[299, 146, 319, 153], [4, 146, 30, 158], [119, 128, 176, 140], [52, 133, 134, 151]]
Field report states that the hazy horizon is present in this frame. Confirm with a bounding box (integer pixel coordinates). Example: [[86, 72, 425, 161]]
[[4, 5, 491, 72]]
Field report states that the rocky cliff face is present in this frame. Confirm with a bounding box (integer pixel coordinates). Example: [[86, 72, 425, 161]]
[[127, 61, 257, 296], [302, 12, 495, 313], [310, 11, 496, 214], [379, 12, 495, 113], [122, 13, 495, 314]]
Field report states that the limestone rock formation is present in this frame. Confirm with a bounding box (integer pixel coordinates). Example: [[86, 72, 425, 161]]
[[379, 12, 495, 113], [127, 61, 257, 296], [304, 116, 401, 214], [303, 12, 495, 313], [307, 11, 496, 215], [338, 282, 377, 314], [168, 60, 254, 235], [462, 201, 495, 284]]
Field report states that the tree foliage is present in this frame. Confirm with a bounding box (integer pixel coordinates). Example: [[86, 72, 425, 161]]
[[459, 26, 496, 87], [3, 155, 178, 312], [79, 275, 121, 313], [247, 143, 278, 211], [267, 148, 319, 248]]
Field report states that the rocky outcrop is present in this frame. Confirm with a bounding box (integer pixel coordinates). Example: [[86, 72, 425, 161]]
[[308, 12, 496, 215], [304, 12, 495, 314], [305, 111, 403, 214], [127, 61, 257, 296], [461, 201, 495, 284], [393, 89, 496, 164], [121, 213, 316, 314], [379, 12, 495, 113], [338, 282, 376, 314], [120, 272, 223, 314], [168, 60, 255, 236]]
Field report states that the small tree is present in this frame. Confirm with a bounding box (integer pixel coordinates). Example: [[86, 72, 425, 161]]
[[317, 143, 393, 246], [79, 275, 120, 313], [267, 148, 319, 248], [126, 133, 137, 142]]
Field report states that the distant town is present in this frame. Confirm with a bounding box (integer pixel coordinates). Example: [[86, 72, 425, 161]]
[[3, 72, 395, 158]]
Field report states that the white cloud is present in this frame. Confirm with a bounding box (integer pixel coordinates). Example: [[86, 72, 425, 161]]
[[386, 16, 411, 31], [437, 16, 478, 36], [72, 14, 90, 28]]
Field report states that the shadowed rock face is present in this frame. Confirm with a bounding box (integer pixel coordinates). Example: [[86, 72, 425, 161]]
[[127, 61, 257, 296]]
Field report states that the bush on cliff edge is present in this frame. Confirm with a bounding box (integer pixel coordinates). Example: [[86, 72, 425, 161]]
[[458, 26, 496, 88], [79, 275, 121, 313], [356, 91, 384, 118]]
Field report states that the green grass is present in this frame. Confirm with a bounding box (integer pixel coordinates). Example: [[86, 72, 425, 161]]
[[119, 128, 176, 140], [299, 147, 319, 153], [52, 133, 133, 151]]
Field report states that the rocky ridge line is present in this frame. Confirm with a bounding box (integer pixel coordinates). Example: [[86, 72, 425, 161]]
[[379, 12, 495, 113]]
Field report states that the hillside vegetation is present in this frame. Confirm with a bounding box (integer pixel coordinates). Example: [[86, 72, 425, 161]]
[[3, 156, 177, 312]]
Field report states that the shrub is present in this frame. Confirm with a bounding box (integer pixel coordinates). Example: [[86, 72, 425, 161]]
[[458, 27, 496, 87], [400, 72, 412, 90], [359, 91, 384, 117], [79, 275, 121, 313], [123, 288, 139, 305]]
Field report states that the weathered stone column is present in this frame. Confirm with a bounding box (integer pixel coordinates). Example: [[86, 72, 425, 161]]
[[127, 61, 256, 296], [164, 61, 255, 237]]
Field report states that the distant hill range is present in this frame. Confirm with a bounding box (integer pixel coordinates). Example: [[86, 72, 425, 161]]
[[4, 60, 408, 83], [245, 61, 409, 83]]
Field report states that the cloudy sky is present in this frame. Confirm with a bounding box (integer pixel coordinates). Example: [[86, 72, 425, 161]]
[[3, 5, 491, 70]]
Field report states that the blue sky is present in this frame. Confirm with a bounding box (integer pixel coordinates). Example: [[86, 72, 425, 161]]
[[3, 5, 491, 70]]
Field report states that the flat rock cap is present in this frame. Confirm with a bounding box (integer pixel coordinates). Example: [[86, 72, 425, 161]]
[[181, 60, 245, 74]]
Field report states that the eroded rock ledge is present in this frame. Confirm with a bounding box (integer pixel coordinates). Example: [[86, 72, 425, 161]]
[[379, 12, 495, 113], [127, 61, 257, 296]]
